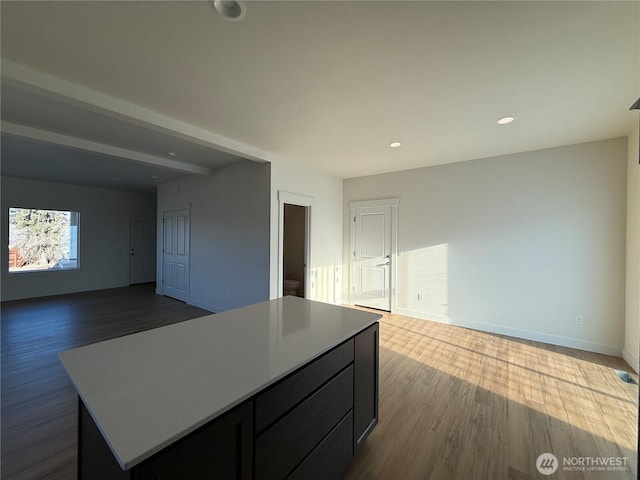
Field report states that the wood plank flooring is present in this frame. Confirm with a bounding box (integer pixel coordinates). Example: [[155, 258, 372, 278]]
[[1, 284, 209, 479], [1, 287, 637, 479], [345, 311, 638, 480]]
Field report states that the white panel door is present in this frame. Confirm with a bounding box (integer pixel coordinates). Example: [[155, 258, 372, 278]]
[[129, 216, 156, 284], [163, 209, 189, 302], [354, 206, 391, 310]]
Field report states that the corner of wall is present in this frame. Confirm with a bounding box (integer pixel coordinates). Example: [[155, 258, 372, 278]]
[[624, 125, 640, 372], [623, 348, 639, 374]]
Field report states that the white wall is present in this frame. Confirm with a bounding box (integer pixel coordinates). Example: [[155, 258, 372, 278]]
[[270, 158, 343, 304], [624, 126, 640, 372], [156, 161, 270, 312], [344, 138, 628, 356], [1, 176, 156, 301]]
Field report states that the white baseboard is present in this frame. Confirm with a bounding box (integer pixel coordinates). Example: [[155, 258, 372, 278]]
[[393, 308, 623, 357], [394, 308, 450, 324], [622, 348, 639, 374]]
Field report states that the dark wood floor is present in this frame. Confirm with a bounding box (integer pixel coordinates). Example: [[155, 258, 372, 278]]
[[1, 284, 209, 480], [2, 286, 637, 479]]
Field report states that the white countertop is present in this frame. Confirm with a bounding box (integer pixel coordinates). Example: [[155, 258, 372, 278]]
[[59, 296, 381, 470]]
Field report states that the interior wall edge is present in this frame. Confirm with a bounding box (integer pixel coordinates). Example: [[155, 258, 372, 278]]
[[623, 348, 640, 374]]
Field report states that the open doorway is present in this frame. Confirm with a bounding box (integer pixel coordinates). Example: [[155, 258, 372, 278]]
[[283, 204, 307, 298], [278, 191, 313, 299]]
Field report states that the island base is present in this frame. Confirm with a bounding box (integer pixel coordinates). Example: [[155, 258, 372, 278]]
[[77, 322, 379, 480]]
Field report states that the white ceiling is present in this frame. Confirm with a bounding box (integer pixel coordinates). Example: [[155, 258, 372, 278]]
[[1, 81, 258, 192], [1, 1, 639, 188], [1, 133, 191, 194]]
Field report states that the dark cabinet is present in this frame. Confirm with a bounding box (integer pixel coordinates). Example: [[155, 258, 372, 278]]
[[254, 339, 353, 433], [79, 400, 131, 480], [135, 401, 253, 480], [353, 322, 379, 450], [79, 400, 253, 480], [288, 411, 354, 480], [255, 366, 353, 480], [78, 322, 378, 480]]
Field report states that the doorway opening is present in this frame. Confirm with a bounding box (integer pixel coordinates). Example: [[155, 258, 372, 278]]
[[283, 204, 307, 298], [278, 191, 313, 299]]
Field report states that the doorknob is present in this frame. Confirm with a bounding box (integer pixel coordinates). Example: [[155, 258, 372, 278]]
[[376, 261, 390, 267]]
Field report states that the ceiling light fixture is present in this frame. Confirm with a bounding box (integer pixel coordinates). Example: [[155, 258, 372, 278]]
[[167, 152, 177, 157], [389, 142, 402, 148], [497, 117, 515, 125], [210, 0, 246, 21]]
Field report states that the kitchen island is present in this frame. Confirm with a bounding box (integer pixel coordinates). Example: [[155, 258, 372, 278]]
[[59, 296, 380, 479]]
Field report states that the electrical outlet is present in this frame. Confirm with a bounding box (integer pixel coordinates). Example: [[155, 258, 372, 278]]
[[417, 293, 423, 301], [575, 315, 584, 325]]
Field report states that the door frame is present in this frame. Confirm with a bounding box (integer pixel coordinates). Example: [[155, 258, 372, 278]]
[[129, 215, 156, 285], [278, 191, 313, 298], [349, 198, 399, 311], [160, 205, 191, 300]]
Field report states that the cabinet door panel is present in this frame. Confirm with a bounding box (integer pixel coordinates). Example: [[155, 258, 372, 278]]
[[134, 402, 253, 480], [354, 323, 379, 449]]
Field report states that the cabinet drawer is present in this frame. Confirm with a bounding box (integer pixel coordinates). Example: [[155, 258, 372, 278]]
[[288, 410, 354, 480], [255, 365, 354, 480], [255, 339, 353, 432]]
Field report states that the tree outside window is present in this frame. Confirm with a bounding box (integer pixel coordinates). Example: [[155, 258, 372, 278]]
[[8, 208, 79, 272]]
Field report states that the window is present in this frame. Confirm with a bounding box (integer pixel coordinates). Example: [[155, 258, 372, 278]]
[[8, 208, 79, 272]]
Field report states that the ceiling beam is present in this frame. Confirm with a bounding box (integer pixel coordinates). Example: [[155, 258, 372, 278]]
[[1, 121, 214, 176], [1, 60, 273, 165]]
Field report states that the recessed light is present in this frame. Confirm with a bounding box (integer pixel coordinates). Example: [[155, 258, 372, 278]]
[[498, 116, 515, 125], [151, 176, 159, 180], [389, 142, 402, 148], [167, 152, 177, 157], [209, 0, 246, 21]]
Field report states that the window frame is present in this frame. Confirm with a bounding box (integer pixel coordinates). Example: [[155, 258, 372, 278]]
[[8, 207, 80, 274]]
